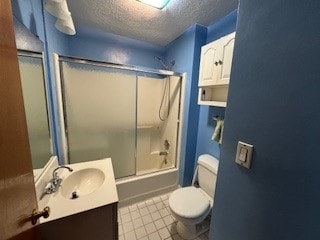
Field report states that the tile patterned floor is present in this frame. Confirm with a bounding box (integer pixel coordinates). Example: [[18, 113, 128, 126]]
[[118, 193, 209, 240]]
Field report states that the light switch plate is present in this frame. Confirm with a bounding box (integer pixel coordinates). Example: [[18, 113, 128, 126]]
[[235, 141, 253, 169]]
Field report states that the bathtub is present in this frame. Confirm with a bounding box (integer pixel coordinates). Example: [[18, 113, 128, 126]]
[[116, 167, 179, 207]]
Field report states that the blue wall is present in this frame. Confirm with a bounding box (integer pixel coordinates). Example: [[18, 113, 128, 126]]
[[211, 1, 320, 239], [165, 25, 207, 186], [195, 10, 237, 161], [196, 107, 225, 159], [12, 0, 45, 42], [66, 27, 165, 69]]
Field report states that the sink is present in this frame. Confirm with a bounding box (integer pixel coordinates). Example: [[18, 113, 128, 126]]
[[61, 168, 105, 199], [38, 158, 118, 223]]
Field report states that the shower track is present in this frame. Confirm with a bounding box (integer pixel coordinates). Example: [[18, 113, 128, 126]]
[[59, 55, 183, 77]]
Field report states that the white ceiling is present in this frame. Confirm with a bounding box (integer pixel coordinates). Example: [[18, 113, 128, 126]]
[[68, 0, 238, 46]]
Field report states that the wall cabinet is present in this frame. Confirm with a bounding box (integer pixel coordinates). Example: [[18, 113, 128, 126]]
[[198, 32, 235, 107]]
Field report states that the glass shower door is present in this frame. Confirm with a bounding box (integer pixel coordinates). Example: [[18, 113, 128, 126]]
[[60, 62, 136, 179]]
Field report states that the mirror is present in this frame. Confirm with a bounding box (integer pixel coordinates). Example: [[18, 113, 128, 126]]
[[18, 52, 52, 170], [12, 1, 54, 176]]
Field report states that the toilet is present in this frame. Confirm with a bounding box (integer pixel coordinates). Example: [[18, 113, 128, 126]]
[[169, 154, 219, 240]]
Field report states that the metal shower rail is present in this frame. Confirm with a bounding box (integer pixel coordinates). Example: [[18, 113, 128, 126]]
[[58, 55, 183, 77]]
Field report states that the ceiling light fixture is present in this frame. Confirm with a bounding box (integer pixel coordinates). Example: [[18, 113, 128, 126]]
[[136, 0, 170, 9]]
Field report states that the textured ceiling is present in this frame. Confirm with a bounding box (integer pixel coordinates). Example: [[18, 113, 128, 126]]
[[68, 0, 238, 46]]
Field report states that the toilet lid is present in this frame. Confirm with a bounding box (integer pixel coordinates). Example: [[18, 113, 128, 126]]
[[169, 187, 210, 219]]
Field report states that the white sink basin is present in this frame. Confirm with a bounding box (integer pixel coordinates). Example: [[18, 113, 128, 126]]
[[38, 159, 118, 223], [61, 168, 105, 199]]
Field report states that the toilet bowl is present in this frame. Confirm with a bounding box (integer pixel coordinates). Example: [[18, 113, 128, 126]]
[[169, 154, 218, 240]]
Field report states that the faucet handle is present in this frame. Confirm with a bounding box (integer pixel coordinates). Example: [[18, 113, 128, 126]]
[[41, 182, 55, 199]]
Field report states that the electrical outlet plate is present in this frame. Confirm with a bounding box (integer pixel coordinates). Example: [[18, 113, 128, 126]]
[[235, 141, 253, 169]]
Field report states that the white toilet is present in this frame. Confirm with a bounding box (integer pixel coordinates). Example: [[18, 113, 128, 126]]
[[169, 154, 219, 240]]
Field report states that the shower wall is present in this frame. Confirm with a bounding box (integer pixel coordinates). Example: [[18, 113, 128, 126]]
[[137, 76, 181, 174]]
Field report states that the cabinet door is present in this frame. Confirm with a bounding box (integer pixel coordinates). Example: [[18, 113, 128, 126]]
[[216, 32, 236, 85], [41, 203, 118, 240], [198, 40, 220, 86]]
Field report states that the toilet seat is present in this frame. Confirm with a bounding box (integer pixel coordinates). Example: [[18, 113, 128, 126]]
[[169, 186, 211, 219]]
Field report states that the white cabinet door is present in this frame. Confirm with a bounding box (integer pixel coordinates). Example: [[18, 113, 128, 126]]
[[217, 32, 236, 85], [198, 40, 220, 86], [197, 32, 236, 107]]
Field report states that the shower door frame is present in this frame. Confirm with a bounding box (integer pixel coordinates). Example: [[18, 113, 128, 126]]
[[18, 51, 54, 150], [54, 53, 186, 179]]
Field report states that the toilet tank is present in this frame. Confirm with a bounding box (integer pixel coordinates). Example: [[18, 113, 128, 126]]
[[197, 154, 219, 198]]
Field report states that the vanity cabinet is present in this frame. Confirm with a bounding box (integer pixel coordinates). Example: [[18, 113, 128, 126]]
[[40, 203, 118, 240], [198, 32, 235, 107]]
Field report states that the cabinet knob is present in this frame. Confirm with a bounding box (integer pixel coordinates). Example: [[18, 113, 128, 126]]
[[214, 61, 219, 66], [31, 206, 50, 225], [218, 60, 223, 65]]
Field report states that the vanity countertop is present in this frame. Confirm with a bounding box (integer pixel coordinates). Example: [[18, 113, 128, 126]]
[[39, 158, 118, 223]]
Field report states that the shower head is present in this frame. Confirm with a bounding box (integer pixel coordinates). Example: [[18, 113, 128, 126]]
[[154, 56, 168, 70], [154, 56, 175, 70], [169, 60, 175, 70]]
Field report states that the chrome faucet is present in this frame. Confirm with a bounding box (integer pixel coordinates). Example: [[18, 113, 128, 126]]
[[40, 166, 73, 199], [52, 166, 73, 185]]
